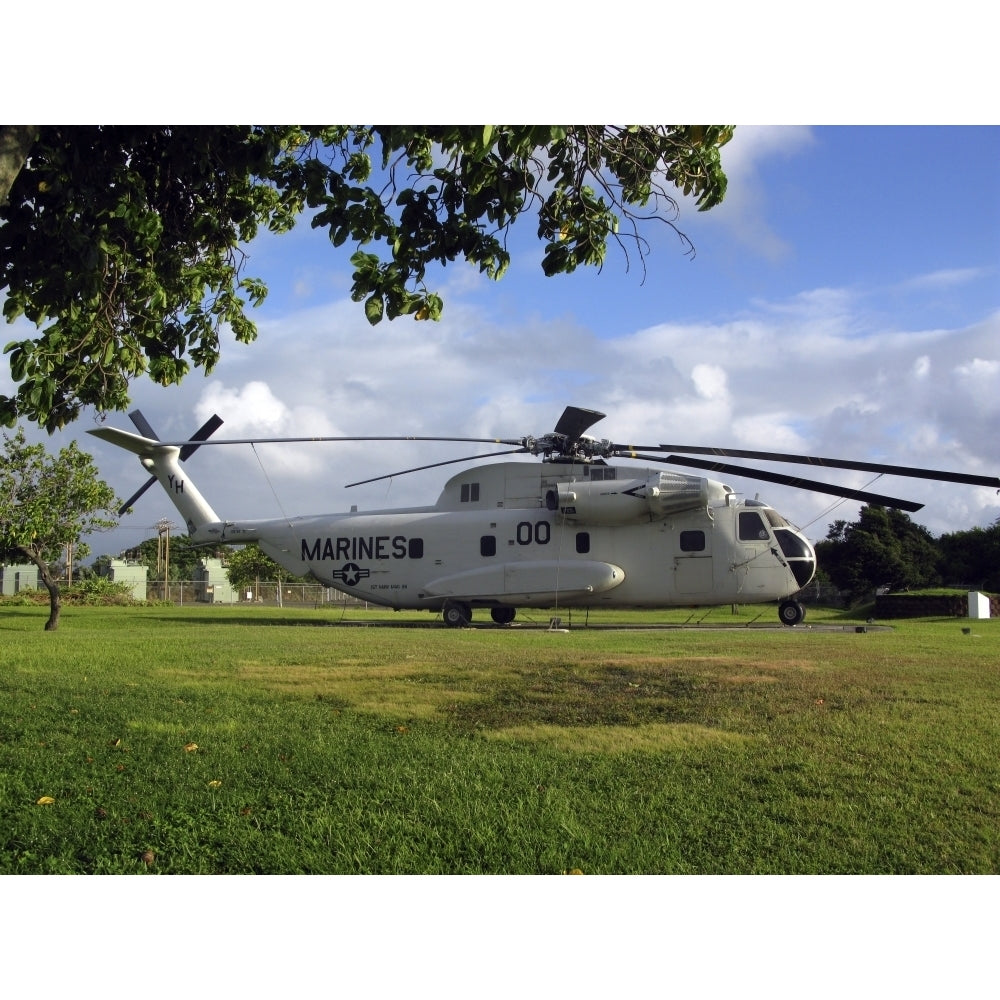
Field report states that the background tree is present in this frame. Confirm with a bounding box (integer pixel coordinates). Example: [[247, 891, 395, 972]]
[[126, 535, 221, 582], [815, 505, 943, 602], [0, 428, 119, 629], [225, 544, 288, 594], [0, 125, 733, 430], [937, 521, 1000, 592], [91, 553, 113, 578]]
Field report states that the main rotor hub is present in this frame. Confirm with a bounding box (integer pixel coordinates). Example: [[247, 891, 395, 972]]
[[522, 433, 614, 462]]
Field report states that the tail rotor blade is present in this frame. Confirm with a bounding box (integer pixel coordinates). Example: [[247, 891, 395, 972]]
[[118, 477, 157, 516], [180, 413, 224, 461], [127, 410, 224, 459], [116, 412, 224, 515], [128, 409, 159, 440]]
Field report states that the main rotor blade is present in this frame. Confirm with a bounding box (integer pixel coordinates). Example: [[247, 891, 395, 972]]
[[554, 406, 606, 442], [609, 443, 670, 456], [346, 449, 528, 488], [143, 434, 526, 448], [633, 453, 925, 512], [655, 444, 1000, 489]]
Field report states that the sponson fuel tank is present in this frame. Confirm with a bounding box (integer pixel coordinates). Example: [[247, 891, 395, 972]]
[[545, 470, 733, 524]]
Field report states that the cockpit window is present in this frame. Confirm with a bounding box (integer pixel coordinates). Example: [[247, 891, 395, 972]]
[[763, 509, 790, 528], [738, 511, 770, 542], [774, 528, 812, 559]]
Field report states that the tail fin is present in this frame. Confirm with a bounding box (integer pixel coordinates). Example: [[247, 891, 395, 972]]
[[89, 426, 223, 540]]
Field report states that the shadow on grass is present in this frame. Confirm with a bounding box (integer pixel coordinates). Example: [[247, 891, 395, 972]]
[[140, 614, 442, 629]]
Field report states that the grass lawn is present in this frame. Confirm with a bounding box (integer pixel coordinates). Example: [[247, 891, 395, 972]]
[[2, 603, 998, 874]]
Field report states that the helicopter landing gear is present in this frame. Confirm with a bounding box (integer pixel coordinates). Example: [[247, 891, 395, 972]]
[[490, 606, 516, 626], [778, 600, 806, 626], [442, 600, 472, 628]]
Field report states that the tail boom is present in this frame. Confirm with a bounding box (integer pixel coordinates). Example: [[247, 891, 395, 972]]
[[89, 427, 224, 541]]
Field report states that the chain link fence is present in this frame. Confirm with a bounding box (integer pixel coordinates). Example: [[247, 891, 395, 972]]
[[146, 580, 370, 608], [143, 578, 855, 608]]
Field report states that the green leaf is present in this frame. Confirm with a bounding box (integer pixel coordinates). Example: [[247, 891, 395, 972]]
[[364, 294, 384, 325]]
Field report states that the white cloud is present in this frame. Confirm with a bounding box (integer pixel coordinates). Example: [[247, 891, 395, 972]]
[[718, 126, 817, 177], [196, 381, 290, 433], [955, 358, 1000, 379], [705, 126, 816, 260], [691, 363, 729, 401], [28, 283, 1000, 557], [898, 267, 992, 292]]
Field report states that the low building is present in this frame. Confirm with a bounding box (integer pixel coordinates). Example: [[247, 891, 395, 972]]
[[193, 558, 236, 604], [0, 562, 39, 595], [106, 559, 148, 601]]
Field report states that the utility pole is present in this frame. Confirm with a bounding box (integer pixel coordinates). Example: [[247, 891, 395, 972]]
[[156, 519, 175, 601]]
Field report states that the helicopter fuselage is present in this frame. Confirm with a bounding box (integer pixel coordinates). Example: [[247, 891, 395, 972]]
[[201, 460, 817, 621]]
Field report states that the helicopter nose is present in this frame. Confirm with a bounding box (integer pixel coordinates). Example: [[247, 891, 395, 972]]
[[774, 527, 816, 588], [789, 551, 816, 589]]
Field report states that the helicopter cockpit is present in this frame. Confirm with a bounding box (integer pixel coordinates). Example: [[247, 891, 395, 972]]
[[737, 498, 816, 589]]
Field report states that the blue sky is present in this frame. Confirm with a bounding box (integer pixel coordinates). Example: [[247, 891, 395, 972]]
[[6, 126, 999, 561]]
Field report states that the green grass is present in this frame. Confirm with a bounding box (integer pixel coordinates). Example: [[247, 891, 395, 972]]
[[2, 603, 998, 873]]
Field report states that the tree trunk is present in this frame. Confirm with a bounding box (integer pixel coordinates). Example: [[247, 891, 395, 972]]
[[0, 125, 39, 207], [42, 577, 62, 631], [19, 548, 61, 631]]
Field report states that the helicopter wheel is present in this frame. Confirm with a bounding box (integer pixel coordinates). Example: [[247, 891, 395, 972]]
[[490, 606, 516, 626], [443, 601, 472, 628], [778, 600, 806, 627]]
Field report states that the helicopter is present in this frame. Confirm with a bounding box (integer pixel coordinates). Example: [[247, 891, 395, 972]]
[[90, 405, 1000, 627]]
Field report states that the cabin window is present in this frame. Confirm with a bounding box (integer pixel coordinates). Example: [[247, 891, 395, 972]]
[[587, 466, 617, 481], [408, 538, 424, 559], [680, 530, 705, 552], [460, 483, 480, 502], [480, 535, 496, 557], [738, 511, 769, 542], [575, 532, 590, 554]]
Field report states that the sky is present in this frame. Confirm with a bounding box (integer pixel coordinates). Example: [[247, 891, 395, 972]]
[[5, 125, 999, 563]]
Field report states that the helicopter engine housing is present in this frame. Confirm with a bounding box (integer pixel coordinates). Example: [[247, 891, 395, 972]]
[[546, 471, 722, 524]]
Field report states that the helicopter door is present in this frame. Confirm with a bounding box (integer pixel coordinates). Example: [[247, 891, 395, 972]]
[[674, 525, 713, 595]]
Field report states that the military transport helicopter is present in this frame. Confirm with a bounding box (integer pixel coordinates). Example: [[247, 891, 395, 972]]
[[90, 406, 1000, 627]]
